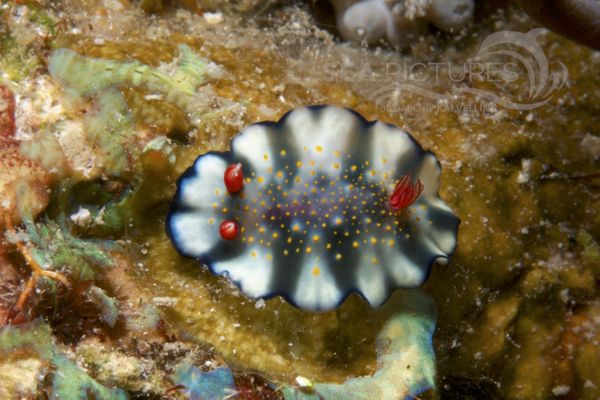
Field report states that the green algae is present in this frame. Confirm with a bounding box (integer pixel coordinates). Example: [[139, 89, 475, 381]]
[[6, 214, 121, 327], [20, 216, 114, 282], [0, 2, 57, 81], [0, 319, 54, 360], [42, 42, 214, 236], [0, 321, 128, 400], [49, 44, 209, 108], [85, 285, 119, 328], [51, 355, 128, 400], [282, 290, 436, 400], [83, 88, 137, 177]]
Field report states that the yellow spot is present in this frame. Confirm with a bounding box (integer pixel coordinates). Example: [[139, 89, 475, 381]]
[[292, 224, 300, 232], [352, 241, 359, 248], [350, 165, 358, 172], [208, 218, 214, 224], [315, 145, 323, 152], [276, 171, 284, 179], [257, 176, 265, 184], [222, 208, 228, 213], [212, 203, 218, 209], [272, 232, 279, 239], [280, 149, 287, 156], [267, 254, 272, 261], [371, 237, 378, 244], [333, 163, 340, 169], [312, 235, 320, 242], [287, 237, 293, 244], [382, 157, 387, 164], [306, 247, 312, 254], [245, 177, 252, 183], [251, 251, 257, 257], [296, 161, 303, 167], [248, 236, 255, 243], [335, 253, 342, 260], [259, 227, 265, 233], [215, 189, 222, 195], [333, 150, 340, 157], [312, 267, 321, 276], [371, 257, 378, 265], [263, 154, 269, 160], [283, 249, 289, 256]]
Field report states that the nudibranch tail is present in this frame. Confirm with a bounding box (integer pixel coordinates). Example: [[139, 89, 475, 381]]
[[167, 105, 459, 311]]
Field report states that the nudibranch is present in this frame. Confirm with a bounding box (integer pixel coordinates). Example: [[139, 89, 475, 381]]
[[167, 106, 459, 311]]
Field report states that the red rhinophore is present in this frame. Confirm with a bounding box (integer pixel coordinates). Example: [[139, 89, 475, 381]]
[[389, 173, 424, 210], [224, 163, 244, 193], [219, 220, 239, 240]]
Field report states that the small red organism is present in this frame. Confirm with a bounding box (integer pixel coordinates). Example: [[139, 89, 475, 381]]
[[389, 173, 424, 210], [219, 220, 239, 240], [224, 163, 244, 193]]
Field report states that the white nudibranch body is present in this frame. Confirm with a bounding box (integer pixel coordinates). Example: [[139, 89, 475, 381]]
[[167, 106, 459, 311]]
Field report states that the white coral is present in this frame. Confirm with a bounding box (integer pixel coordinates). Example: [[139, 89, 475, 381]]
[[330, 0, 474, 46]]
